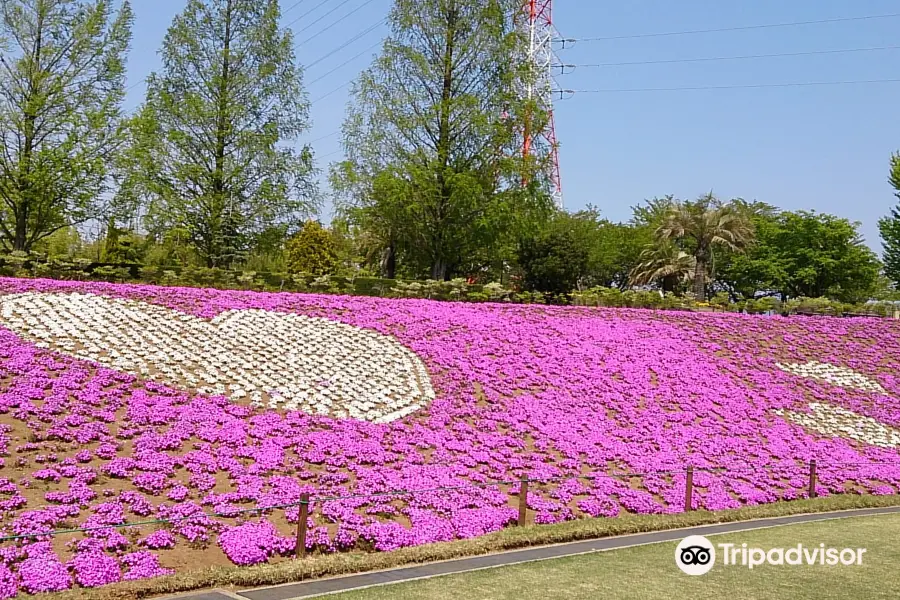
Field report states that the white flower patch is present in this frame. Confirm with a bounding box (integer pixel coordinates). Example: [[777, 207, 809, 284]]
[[775, 403, 900, 449], [0, 292, 435, 423], [775, 361, 886, 394]]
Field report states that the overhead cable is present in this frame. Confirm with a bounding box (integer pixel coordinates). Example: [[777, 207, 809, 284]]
[[558, 12, 900, 43], [297, 0, 381, 47], [555, 45, 900, 70], [555, 78, 900, 96]]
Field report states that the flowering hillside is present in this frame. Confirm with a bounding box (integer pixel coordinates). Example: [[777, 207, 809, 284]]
[[0, 278, 897, 594]]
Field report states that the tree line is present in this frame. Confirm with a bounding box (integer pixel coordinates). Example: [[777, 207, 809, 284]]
[[0, 0, 896, 305]]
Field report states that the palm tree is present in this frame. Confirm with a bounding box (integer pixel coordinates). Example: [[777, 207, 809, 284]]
[[630, 243, 696, 293], [655, 193, 754, 300]]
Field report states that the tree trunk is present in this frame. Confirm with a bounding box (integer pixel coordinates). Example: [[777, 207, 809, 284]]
[[380, 244, 395, 279], [428, 5, 456, 286], [14, 5, 44, 253], [13, 211, 27, 251], [662, 274, 676, 294], [692, 258, 707, 300], [430, 258, 448, 281], [211, 0, 233, 268]]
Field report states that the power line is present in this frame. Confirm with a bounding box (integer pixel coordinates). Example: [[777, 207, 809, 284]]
[[285, 0, 333, 29], [307, 39, 382, 86], [556, 45, 900, 70], [308, 129, 341, 144], [559, 12, 900, 43], [305, 17, 387, 69], [283, 0, 312, 15], [293, 0, 356, 37], [311, 79, 353, 104], [297, 0, 380, 47], [557, 78, 900, 95]]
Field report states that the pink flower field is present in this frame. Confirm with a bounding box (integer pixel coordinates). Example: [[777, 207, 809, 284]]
[[0, 278, 897, 594]]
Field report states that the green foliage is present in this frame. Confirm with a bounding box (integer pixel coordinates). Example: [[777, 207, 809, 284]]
[[517, 214, 589, 296], [0, 0, 133, 251], [285, 221, 339, 276], [724, 210, 880, 303], [333, 0, 555, 281], [629, 243, 695, 293], [35, 227, 84, 259], [0, 252, 896, 318], [879, 152, 900, 286], [654, 193, 755, 300], [119, 0, 318, 268]]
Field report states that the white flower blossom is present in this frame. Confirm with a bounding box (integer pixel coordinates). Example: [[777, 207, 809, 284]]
[[775, 361, 885, 394], [0, 292, 435, 423], [776, 403, 900, 449]]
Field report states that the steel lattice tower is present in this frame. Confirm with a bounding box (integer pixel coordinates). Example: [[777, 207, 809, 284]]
[[517, 0, 562, 207]]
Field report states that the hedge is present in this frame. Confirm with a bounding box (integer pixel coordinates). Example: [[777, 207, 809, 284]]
[[0, 253, 896, 318]]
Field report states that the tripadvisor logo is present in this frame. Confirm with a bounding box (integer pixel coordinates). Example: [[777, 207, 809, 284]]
[[676, 535, 716, 576], [675, 535, 866, 575]]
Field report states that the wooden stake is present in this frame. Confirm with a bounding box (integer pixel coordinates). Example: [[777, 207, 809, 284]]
[[517, 480, 529, 526], [295, 493, 309, 558], [808, 460, 817, 499], [684, 466, 694, 512]]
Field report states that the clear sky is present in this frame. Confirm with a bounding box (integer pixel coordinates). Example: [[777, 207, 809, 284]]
[[123, 0, 900, 251]]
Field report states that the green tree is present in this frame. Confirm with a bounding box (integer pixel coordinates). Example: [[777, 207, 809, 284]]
[[332, 0, 553, 281], [719, 208, 881, 303], [120, 0, 318, 268], [517, 215, 588, 296], [771, 211, 880, 302], [629, 243, 695, 293], [712, 202, 786, 299], [878, 152, 900, 286], [284, 220, 338, 276], [34, 225, 82, 258], [655, 193, 754, 300], [0, 0, 133, 251], [589, 219, 651, 289]]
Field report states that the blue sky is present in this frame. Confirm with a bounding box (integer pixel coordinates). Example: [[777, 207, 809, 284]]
[[124, 0, 900, 251]]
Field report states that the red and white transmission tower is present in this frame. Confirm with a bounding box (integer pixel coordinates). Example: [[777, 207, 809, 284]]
[[517, 0, 563, 207]]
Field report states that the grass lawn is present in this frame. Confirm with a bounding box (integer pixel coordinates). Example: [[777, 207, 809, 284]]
[[322, 514, 900, 600]]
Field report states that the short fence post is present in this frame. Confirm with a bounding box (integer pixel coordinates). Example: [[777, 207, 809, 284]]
[[684, 466, 694, 512], [295, 493, 309, 558], [808, 460, 817, 499], [517, 479, 529, 526]]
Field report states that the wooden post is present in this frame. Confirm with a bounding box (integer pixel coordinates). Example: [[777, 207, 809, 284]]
[[517, 479, 529, 526], [295, 493, 309, 558], [684, 466, 694, 512], [808, 460, 817, 499]]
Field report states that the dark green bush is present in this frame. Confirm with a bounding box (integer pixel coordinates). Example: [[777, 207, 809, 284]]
[[0, 252, 896, 319]]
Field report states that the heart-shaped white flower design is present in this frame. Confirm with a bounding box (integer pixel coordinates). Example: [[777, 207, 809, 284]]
[[775, 361, 886, 394], [775, 403, 900, 449], [0, 292, 435, 423], [774, 361, 897, 447]]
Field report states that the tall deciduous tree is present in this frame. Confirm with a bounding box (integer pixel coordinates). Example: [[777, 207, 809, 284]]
[[771, 211, 880, 302], [718, 207, 880, 303], [0, 0, 132, 251], [120, 0, 317, 268], [332, 0, 553, 281], [879, 152, 900, 286]]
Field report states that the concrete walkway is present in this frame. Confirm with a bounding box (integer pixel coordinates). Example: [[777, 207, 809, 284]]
[[171, 506, 900, 600]]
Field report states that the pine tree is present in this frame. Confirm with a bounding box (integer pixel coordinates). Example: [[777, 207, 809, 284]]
[[0, 0, 133, 251], [878, 152, 900, 286], [120, 0, 318, 268], [332, 0, 554, 281]]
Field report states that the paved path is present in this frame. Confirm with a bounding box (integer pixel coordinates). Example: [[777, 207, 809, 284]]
[[171, 506, 900, 600]]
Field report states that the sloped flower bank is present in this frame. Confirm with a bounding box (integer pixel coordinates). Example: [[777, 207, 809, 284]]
[[0, 278, 896, 595]]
